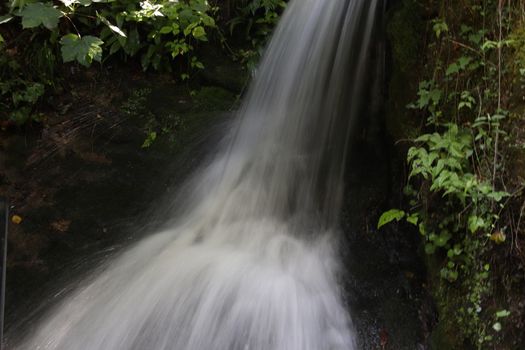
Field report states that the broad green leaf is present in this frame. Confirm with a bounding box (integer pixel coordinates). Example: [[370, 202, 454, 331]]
[[60, 34, 104, 67], [20, 3, 63, 30], [487, 191, 509, 202], [446, 63, 459, 76], [406, 213, 419, 226], [377, 209, 405, 229], [201, 15, 215, 27], [160, 26, 173, 34], [468, 215, 485, 233], [192, 26, 207, 40]]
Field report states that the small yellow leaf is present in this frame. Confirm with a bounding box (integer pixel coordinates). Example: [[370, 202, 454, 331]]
[[11, 215, 22, 224], [490, 231, 506, 244]]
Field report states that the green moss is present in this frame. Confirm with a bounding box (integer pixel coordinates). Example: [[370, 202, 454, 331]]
[[385, 0, 424, 140], [191, 86, 237, 112], [425, 253, 464, 350], [387, 0, 423, 74]]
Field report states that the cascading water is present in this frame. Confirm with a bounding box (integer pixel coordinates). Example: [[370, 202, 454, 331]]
[[13, 0, 380, 349]]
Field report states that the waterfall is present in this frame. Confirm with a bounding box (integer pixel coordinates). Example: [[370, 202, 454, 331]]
[[13, 0, 380, 349]]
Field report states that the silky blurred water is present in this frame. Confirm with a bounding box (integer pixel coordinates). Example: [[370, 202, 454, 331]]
[[14, 0, 379, 349]]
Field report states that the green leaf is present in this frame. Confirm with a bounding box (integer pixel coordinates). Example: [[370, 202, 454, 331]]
[[434, 231, 451, 247], [201, 15, 215, 27], [142, 131, 157, 148], [377, 209, 405, 229], [425, 243, 436, 255], [432, 19, 448, 38], [482, 40, 497, 51], [458, 56, 472, 68], [160, 26, 173, 34], [60, 34, 104, 67], [496, 310, 511, 318], [192, 26, 207, 40], [20, 3, 63, 30], [446, 63, 459, 76], [487, 191, 509, 202], [468, 215, 486, 233], [406, 213, 419, 226], [493, 322, 502, 332]]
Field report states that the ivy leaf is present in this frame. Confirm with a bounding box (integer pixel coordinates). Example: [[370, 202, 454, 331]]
[[60, 34, 104, 67], [377, 209, 406, 229], [20, 3, 63, 30]]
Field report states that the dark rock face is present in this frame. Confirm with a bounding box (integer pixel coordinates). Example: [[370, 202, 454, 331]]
[[0, 67, 238, 328]]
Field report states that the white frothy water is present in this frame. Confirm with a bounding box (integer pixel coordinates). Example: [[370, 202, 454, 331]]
[[14, 0, 379, 349]]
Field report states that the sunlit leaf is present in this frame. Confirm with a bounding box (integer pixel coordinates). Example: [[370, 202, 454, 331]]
[[98, 13, 127, 37], [60, 34, 104, 67], [377, 209, 405, 229]]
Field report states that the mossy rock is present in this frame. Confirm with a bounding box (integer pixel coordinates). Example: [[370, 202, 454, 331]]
[[385, 0, 425, 140]]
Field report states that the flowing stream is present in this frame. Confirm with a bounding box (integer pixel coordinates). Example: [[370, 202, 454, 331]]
[[14, 0, 380, 349]]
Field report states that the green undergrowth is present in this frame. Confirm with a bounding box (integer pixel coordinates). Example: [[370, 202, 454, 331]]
[[385, 0, 525, 348], [0, 0, 284, 126]]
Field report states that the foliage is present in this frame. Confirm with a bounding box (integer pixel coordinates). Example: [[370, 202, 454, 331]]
[[60, 34, 104, 67], [228, 0, 286, 70], [0, 0, 283, 125], [4, 0, 217, 72], [383, 1, 525, 347], [0, 0, 218, 123], [0, 44, 47, 124]]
